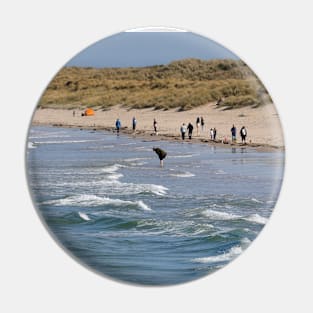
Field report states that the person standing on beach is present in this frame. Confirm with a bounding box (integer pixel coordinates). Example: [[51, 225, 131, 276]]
[[132, 117, 137, 132], [153, 147, 167, 167], [187, 122, 194, 139], [196, 117, 200, 136], [73, 110, 75, 117], [240, 126, 247, 144], [213, 127, 217, 141], [115, 118, 121, 134], [209, 128, 214, 140], [180, 123, 187, 140], [200, 116, 205, 132], [231, 124, 237, 142], [153, 118, 158, 136]]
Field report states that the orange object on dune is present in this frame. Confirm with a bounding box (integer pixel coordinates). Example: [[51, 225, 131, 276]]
[[84, 108, 95, 116]]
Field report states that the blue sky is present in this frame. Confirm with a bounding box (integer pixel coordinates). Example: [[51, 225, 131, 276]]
[[66, 31, 239, 68]]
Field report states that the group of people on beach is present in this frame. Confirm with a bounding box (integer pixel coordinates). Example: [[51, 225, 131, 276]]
[[179, 117, 248, 144], [114, 116, 248, 144]]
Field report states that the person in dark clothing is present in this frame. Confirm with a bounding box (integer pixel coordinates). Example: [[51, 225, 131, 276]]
[[132, 117, 137, 132], [231, 124, 236, 142], [213, 127, 217, 140], [153, 147, 167, 167], [196, 117, 200, 136], [187, 122, 194, 139], [200, 116, 205, 132], [240, 126, 247, 144], [115, 118, 121, 134]]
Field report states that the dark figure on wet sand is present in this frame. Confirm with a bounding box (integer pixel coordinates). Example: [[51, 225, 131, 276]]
[[132, 117, 137, 132], [240, 126, 247, 144], [187, 122, 194, 139], [115, 118, 121, 134], [180, 123, 187, 140], [231, 124, 236, 142], [153, 147, 167, 167], [213, 127, 217, 140]]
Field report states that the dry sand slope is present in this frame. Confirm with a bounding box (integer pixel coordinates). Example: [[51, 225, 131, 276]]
[[32, 103, 284, 149]]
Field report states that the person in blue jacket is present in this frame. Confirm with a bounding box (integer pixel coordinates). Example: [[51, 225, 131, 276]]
[[115, 118, 121, 133], [231, 124, 236, 142]]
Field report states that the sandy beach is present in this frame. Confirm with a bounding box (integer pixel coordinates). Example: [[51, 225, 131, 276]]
[[32, 102, 284, 151]]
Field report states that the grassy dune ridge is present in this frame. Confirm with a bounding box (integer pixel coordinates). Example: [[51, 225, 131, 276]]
[[39, 59, 272, 111]]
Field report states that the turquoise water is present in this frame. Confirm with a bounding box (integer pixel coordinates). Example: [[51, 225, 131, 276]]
[[27, 126, 284, 286]]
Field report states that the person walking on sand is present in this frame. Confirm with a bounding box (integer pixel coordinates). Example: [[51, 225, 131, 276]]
[[187, 122, 194, 139], [73, 110, 75, 117], [115, 118, 121, 134], [240, 126, 247, 144], [231, 124, 237, 142], [132, 117, 137, 132], [180, 123, 187, 140], [153, 147, 167, 167], [213, 127, 217, 141], [196, 117, 200, 136], [209, 128, 214, 140], [153, 118, 158, 135], [200, 116, 205, 132]]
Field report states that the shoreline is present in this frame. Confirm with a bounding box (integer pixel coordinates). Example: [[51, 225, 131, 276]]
[[32, 121, 284, 153], [31, 105, 285, 152]]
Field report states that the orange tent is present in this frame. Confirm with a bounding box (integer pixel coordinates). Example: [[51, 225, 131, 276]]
[[84, 108, 95, 116]]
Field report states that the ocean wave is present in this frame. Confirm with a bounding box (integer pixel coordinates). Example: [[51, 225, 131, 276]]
[[101, 164, 125, 173], [203, 209, 268, 225], [42, 195, 151, 211], [243, 214, 268, 225], [192, 245, 243, 264], [168, 154, 195, 159], [78, 211, 91, 221], [27, 142, 36, 149], [124, 157, 151, 162], [170, 171, 195, 178], [34, 139, 100, 144], [203, 209, 241, 220]]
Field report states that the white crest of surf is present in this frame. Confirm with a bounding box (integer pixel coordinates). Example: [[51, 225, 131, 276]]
[[78, 212, 91, 221], [34, 139, 100, 144], [168, 154, 194, 159], [170, 171, 195, 178], [27, 142, 36, 149], [43, 195, 151, 211], [124, 157, 150, 162], [192, 246, 243, 264], [101, 164, 125, 173], [203, 209, 241, 220], [107, 181, 168, 196], [243, 214, 268, 225]]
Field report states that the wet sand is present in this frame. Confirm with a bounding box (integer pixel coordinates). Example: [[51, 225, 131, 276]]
[[32, 103, 284, 152]]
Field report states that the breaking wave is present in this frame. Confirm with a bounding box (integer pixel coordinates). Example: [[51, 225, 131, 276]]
[[43, 195, 152, 211]]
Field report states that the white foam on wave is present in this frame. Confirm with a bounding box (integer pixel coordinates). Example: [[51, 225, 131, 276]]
[[101, 164, 125, 173], [27, 142, 36, 149], [34, 139, 100, 144], [170, 171, 195, 178], [215, 169, 226, 175], [43, 195, 151, 211], [203, 209, 241, 220], [78, 212, 91, 221], [251, 198, 263, 203], [193, 246, 243, 264], [168, 154, 194, 159], [124, 157, 150, 162], [244, 214, 268, 225], [106, 173, 124, 180], [203, 209, 268, 225]]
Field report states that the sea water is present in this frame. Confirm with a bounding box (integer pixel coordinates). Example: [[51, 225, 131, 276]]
[[27, 126, 284, 285]]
